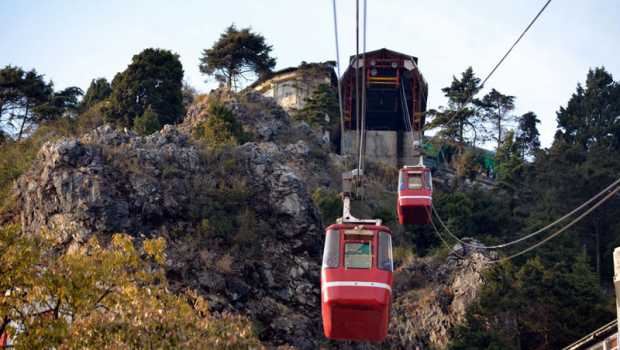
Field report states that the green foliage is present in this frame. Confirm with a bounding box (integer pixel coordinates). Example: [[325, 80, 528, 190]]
[[495, 131, 525, 193], [515, 111, 541, 158], [193, 100, 249, 148], [105, 48, 184, 129], [76, 100, 109, 134], [0, 225, 261, 348], [555, 67, 620, 151], [449, 313, 511, 350], [79, 78, 111, 113], [458, 255, 612, 349], [294, 83, 338, 128], [0, 65, 80, 140], [311, 187, 341, 224], [199, 25, 276, 90], [455, 149, 479, 181], [479, 88, 516, 151], [428, 67, 482, 147], [132, 105, 161, 135]]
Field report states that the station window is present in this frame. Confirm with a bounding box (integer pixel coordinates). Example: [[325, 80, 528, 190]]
[[378, 232, 393, 272], [345, 242, 372, 269], [322, 230, 340, 268]]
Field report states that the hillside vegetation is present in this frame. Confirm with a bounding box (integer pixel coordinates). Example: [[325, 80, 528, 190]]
[[1, 27, 620, 349]]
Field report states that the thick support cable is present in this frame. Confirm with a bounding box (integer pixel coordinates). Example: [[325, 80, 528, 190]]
[[354, 0, 361, 181], [424, 0, 552, 132], [432, 177, 620, 250], [357, 0, 368, 174], [490, 185, 620, 263], [425, 207, 466, 260], [427, 186, 620, 264], [331, 0, 344, 147]]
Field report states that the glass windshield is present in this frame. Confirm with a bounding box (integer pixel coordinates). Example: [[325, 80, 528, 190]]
[[322, 230, 340, 269], [345, 242, 372, 269], [408, 173, 422, 189]]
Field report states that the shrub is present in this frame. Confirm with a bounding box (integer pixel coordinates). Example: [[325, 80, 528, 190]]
[[392, 244, 415, 266], [133, 105, 161, 135], [76, 100, 109, 134], [312, 187, 342, 224], [193, 100, 250, 149]]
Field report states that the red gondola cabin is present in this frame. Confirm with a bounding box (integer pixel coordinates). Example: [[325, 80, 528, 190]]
[[397, 165, 432, 225], [321, 223, 393, 342]]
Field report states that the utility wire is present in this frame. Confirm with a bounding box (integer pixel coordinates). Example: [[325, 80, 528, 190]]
[[432, 177, 620, 249], [425, 0, 553, 131]]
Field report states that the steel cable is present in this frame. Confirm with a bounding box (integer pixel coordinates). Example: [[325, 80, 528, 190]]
[[425, 0, 553, 132], [432, 177, 620, 249]]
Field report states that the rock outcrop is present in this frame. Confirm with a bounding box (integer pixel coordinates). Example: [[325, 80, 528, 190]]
[[387, 245, 494, 349], [12, 91, 492, 349]]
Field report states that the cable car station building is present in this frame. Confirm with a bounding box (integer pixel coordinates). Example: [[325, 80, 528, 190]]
[[340, 48, 428, 167]]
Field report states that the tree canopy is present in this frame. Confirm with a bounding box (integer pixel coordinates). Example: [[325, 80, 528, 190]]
[[0, 225, 260, 348], [0, 65, 82, 140], [479, 88, 516, 151], [199, 25, 276, 90], [79, 78, 112, 113], [428, 67, 482, 148], [104, 48, 184, 131]]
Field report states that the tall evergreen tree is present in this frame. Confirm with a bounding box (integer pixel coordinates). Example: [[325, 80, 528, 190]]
[[0, 67, 53, 139], [515, 111, 541, 159], [105, 48, 184, 130], [429, 67, 482, 149], [199, 25, 276, 90], [555, 67, 620, 151], [479, 88, 516, 151]]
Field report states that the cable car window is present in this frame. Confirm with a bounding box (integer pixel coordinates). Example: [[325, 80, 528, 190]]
[[322, 230, 340, 269], [398, 170, 405, 190], [425, 170, 433, 190], [345, 242, 372, 269], [408, 173, 422, 189], [378, 232, 393, 272]]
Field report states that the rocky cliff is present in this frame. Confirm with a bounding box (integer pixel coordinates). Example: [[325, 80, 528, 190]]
[[12, 91, 492, 349]]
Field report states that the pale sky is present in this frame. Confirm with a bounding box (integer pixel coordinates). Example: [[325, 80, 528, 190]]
[[2, 0, 619, 147]]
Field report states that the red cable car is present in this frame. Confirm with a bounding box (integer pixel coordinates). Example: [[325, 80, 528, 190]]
[[397, 165, 433, 225], [321, 223, 394, 342]]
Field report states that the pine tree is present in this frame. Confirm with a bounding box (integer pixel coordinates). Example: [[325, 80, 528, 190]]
[[515, 111, 541, 159], [428, 67, 483, 150], [199, 25, 276, 90], [479, 88, 515, 151]]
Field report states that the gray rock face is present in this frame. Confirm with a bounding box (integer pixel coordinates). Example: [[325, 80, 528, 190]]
[[386, 246, 494, 349], [16, 121, 322, 349], [13, 91, 491, 349]]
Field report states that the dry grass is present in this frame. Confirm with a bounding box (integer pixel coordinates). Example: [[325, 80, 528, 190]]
[[215, 253, 234, 274]]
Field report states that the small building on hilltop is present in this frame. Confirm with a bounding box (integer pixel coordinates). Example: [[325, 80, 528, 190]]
[[250, 61, 337, 111]]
